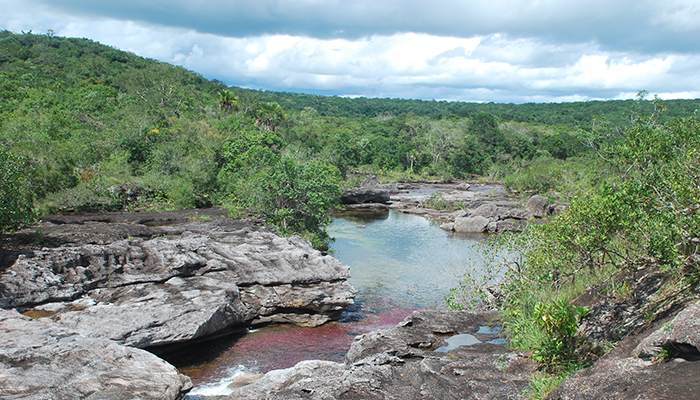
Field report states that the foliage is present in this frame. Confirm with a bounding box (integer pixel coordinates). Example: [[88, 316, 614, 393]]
[[0, 147, 34, 230], [532, 300, 588, 371], [476, 101, 700, 386], [421, 193, 454, 211], [1, 31, 698, 253]]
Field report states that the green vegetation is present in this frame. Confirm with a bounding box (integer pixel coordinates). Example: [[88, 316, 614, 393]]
[[2, 28, 700, 399], [448, 96, 700, 398], [0, 146, 34, 230], [0, 28, 698, 259]]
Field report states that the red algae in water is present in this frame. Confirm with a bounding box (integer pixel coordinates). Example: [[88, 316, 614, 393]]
[[180, 307, 417, 387]]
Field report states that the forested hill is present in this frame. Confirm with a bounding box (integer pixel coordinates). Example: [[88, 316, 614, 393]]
[[2, 30, 698, 130], [260, 89, 700, 126], [1, 30, 699, 246]]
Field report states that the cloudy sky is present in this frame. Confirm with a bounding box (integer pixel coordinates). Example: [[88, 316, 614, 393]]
[[2, 0, 700, 103]]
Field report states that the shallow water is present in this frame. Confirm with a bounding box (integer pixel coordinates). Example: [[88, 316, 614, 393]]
[[328, 209, 488, 310], [179, 209, 488, 395]]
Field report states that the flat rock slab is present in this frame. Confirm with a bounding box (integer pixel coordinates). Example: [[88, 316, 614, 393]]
[[0, 309, 192, 399]]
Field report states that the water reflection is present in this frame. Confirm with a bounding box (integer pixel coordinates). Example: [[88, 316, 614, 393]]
[[328, 209, 487, 310], [178, 209, 489, 395]]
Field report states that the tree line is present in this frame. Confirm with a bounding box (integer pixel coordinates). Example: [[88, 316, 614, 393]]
[[1, 31, 698, 249]]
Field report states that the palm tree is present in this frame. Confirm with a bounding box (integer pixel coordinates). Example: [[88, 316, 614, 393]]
[[254, 102, 286, 132], [217, 89, 238, 115]]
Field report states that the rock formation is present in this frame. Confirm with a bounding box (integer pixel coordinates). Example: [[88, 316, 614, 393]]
[[0, 309, 193, 399], [227, 310, 535, 399], [0, 211, 357, 398]]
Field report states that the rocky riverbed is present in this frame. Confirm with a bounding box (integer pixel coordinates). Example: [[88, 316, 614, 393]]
[[341, 176, 566, 234], [2, 188, 699, 399], [0, 209, 355, 399]]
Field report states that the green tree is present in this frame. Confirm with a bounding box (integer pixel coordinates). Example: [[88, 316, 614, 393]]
[[0, 147, 34, 231], [256, 157, 341, 249], [217, 89, 238, 115]]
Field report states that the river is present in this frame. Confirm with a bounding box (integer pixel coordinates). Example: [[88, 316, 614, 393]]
[[179, 209, 489, 396]]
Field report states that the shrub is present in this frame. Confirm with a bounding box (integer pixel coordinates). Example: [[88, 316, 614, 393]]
[[0, 147, 34, 230]]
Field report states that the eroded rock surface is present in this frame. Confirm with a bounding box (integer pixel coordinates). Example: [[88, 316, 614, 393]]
[[0, 309, 192, 400], [1, 216, 356, 349], [227, 310, 535, 400], [385, 182, 564, 233], [549, 281, 700, 400]]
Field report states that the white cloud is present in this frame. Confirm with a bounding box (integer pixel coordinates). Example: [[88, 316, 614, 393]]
[[1, 0, 699, 103]]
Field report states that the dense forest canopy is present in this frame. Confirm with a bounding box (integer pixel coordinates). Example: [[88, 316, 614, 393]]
[[1, 31, 699, 246]]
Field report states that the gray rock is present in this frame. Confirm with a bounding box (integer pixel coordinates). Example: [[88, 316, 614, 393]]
[[634, 300, 700, 360], [2, 222, 356, 349], [439, 222, 455, 232], [500, 208, 530, 220], [549, 298, 700, 400], [496, 218, 529, 233], [340, 188, 391, 204], [45, 272, 248, 348], [454, 216, 490, 233], [0, 309, 192, 400], [470, 203, 499, 219], [227, 310, 535, 400], [526, 195, 550, 218]]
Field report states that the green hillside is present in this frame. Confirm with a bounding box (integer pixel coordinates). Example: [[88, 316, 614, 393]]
[[1, 31, 698, 246]]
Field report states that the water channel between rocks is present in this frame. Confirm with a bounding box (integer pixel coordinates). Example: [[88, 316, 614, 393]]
[[179, 209, 491, 396]]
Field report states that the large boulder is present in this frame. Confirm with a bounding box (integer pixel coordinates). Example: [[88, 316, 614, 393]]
[[470, 203, 499, 219], [526, 195, 550, 218], [340, 188, 391, 204], [454, 216, 490, 233], [0, 309, 192, 399]]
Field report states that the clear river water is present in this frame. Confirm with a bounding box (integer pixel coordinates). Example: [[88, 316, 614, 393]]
[[179, 209, 489, 396]]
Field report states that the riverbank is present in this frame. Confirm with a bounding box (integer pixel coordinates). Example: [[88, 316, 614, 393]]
[[0, 209, 355, 399], [2, 188, 699, 399], [341, 176, 566, 233]]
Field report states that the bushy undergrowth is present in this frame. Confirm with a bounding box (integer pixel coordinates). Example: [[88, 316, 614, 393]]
[[449, 102, 700, 398]]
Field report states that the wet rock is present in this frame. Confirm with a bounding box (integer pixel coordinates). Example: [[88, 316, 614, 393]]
[[454, 216, 490, 233], [526, 195, 550, 218], [227, 310, 534, 400], [0, 309, 192, 399]]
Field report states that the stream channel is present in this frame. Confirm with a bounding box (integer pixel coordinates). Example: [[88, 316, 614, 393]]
[[178, 204, 492, 396]]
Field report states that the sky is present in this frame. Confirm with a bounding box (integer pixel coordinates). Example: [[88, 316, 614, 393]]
[[1, 0, 700, 103]]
